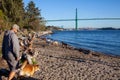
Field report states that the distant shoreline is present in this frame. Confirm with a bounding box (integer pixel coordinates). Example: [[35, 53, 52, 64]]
[[61, 27, 120, 31], [97, 27, 120, 30]]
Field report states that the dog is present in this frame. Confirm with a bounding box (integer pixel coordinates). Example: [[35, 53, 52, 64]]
[[19, 60, 40, 77]]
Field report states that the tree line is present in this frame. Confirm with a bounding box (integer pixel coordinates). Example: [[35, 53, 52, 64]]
[[0, 0, 46, 31]]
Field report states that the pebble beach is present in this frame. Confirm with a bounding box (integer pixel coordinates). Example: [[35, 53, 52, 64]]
[[33, 38, 120, 80], [0, 34, 120, 80]]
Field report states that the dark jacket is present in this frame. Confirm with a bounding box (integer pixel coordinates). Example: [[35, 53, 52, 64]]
[[2, 30, 20, 60]]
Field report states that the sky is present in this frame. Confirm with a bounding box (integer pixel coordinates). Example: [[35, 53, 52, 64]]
[[23, 0, 120, 29]]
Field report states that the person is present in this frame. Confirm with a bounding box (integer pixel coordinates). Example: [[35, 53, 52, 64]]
[[2, 24, 20, 80]]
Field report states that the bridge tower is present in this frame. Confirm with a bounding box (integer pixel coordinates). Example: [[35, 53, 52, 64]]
[[75, 8, 78, 30]]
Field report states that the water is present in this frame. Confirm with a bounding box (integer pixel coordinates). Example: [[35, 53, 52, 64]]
[[47, 30, 120, 56]]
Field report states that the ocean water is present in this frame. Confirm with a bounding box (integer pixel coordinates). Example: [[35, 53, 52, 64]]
[[47, 30, 120, 56]]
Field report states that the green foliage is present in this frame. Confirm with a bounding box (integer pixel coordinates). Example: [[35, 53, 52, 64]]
[[0, 10, 11, 30], [0, 10, 4, 18], [0, 0, 46, 31], [0, 32, 3, 57], [1, 0, 26, 28], [25, 1, 46, 31], [0, 49, 1, 57], [31, 58, 37, 64]]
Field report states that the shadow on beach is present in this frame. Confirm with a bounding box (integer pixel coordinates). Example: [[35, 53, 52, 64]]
[[0, 68, 39, 80]]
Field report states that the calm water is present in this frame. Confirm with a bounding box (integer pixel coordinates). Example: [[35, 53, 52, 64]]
[[47, 30, 120, 56]]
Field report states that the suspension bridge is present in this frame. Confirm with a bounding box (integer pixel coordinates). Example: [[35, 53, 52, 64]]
[[45, 8, 120, 30]]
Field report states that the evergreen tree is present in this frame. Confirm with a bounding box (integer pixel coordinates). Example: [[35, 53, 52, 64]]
[[1, 0, 25, 28], [25, 1, 45, 31], [0, 0, 46, 31]]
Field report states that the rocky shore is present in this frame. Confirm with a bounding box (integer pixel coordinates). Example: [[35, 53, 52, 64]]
[[0, 36, 120, 80], [33, 38, 120, 80]]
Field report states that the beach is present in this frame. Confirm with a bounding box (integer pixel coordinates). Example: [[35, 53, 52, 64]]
[[33, 38, 120, 80], [0, 36, 120, 80]]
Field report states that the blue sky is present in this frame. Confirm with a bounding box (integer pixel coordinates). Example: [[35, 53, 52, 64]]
[[23, 0, 120, 29]]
